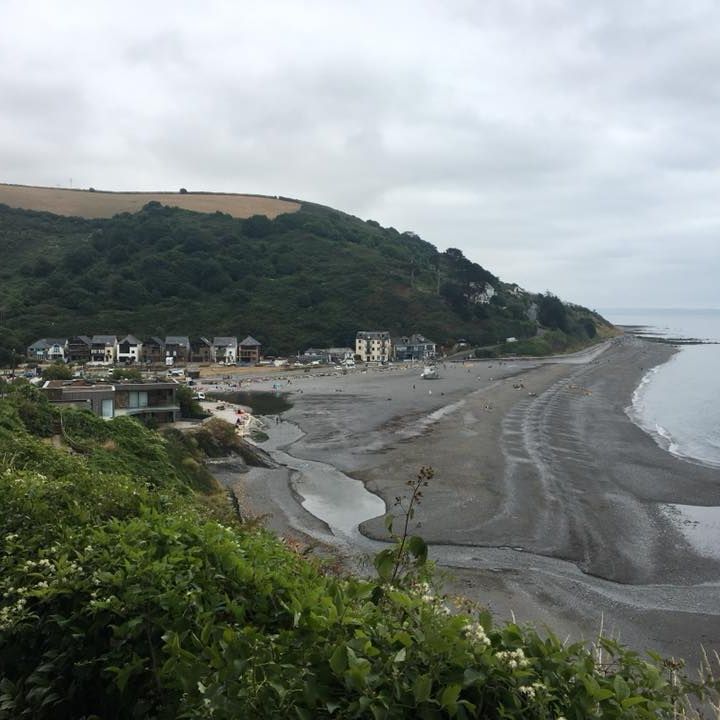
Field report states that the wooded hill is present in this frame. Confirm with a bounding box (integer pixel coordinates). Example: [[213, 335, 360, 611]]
[[0, 197, 610, 361]]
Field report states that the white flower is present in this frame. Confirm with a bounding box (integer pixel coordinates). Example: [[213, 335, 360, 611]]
[[495, 648, 530, 669], [518, 685, 536, 699], [463, 622, 490, 648]]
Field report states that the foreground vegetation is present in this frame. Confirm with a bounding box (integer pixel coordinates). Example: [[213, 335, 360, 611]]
[[0, 385, 715, 718], [0, 201, 611, 363]]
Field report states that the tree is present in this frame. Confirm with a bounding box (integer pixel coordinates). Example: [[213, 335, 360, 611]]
[[537, 293, 568, 331], [111, 367, 142, 381], [176, 385, 204, 419], [42, 363, 73, 380]]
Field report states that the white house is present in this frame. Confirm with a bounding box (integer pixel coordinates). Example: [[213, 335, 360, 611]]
[[212, 337, 238, 364], [26, 338, 68, 362], [117, 335, 143, 364]]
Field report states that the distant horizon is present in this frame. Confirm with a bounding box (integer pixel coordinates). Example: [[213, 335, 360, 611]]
[[599, 307, 720, 313]]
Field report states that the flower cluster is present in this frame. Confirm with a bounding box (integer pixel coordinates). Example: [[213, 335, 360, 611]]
[[462, 621, 490, 649], [495, 647, 530, 670], [0, 597, 27, 630], [518, 681, 546, 700]]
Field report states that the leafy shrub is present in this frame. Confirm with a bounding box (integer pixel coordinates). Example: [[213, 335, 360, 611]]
[[41, 362, 72, 380], [193, 417, 242, 457]]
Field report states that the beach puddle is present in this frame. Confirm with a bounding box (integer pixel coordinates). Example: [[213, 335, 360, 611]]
[[256, 420, 386, 542], [663, 504, 720, 559], [273, 448, 386, 541]]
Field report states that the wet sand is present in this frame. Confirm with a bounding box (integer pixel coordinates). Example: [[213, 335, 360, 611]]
[[221, 338, 720, 666]]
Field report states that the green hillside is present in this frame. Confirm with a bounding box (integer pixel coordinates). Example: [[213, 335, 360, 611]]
[[0, 200, 610, 361]]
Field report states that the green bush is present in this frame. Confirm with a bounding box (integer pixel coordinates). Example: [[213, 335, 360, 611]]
[[41, 362, 72, 380]]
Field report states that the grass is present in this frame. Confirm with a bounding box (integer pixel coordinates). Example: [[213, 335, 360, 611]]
[[0, 183, 300, 219]]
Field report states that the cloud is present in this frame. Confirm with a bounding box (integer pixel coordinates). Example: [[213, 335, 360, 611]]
[[1, 0, 718, 308]]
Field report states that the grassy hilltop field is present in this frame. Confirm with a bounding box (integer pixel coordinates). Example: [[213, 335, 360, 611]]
[[0, 184, 612, 362]]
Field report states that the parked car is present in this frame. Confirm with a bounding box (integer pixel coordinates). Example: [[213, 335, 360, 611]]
[[193, 392, 206, 400]]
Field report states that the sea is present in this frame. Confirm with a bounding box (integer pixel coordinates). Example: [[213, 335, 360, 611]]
[[601, 308, 720, 470]]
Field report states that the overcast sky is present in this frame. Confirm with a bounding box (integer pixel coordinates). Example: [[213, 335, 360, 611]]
[[2, 1, 719, 310]]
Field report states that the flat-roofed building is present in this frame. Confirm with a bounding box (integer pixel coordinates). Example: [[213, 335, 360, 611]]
[[41, 379, 180, 423], [355, 331, 392, 363]]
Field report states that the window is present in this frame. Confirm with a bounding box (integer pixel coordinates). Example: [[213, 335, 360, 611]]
[[101, 399, 114, 418], [128, 391, 148, 408]]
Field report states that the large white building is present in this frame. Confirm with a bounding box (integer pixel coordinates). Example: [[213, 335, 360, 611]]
[[355, 331, 392, 363]]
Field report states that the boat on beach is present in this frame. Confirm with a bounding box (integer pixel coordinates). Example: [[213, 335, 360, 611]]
[[421, 364, 439, 379]]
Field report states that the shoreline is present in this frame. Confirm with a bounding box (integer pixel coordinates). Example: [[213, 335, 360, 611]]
[[214, 338, 720, 665]]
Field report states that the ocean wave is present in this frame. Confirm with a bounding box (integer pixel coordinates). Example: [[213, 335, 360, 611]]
[[626, 359, 720, 470]]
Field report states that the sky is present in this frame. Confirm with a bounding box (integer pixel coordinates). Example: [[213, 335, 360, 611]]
[[2, 0, 719, 310]]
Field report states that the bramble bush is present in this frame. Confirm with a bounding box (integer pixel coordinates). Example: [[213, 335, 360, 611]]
[[0, 392, 717, 718]]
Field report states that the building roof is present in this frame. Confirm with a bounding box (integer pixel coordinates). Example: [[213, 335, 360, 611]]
[[91, 335, 117, 345], [393, 334, 435, 346], [305, 347, 353, 355], [43, 379, 176, 391], [356, 331, 390, 340], [143, 336, 165, 347], [239, 335, 261, 347], [69, 335, 92, 346], [165, 336, 190, 347], [118, 335, 141, 345], [28, 338, 68, 350], [28, 339, 49, 350], [213, 337, 237, 346]]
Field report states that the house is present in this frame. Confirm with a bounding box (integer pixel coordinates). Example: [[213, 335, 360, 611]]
[[141, 337, 165, 364], [164, 336, 190, 364], [212, 337, 238, 364], [303, 347, 354, 364], [90, 335, 117, 364], [66, 336, 92, 363], [392, 334, 436, 361], [190, 337, 213, 363], [117, 335, 143, 364], [41, 379, 180, 423], [26, 338, 68, 362], [113, 382, 180, 423], [238, 336, 262, 364], [355, 331, 392, 363]]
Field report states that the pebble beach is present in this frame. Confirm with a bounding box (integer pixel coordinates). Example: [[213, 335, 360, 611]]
[[206, 338, 720, 667]]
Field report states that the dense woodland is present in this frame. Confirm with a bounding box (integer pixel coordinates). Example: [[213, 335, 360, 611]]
[[0, 201, 610, 363]]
